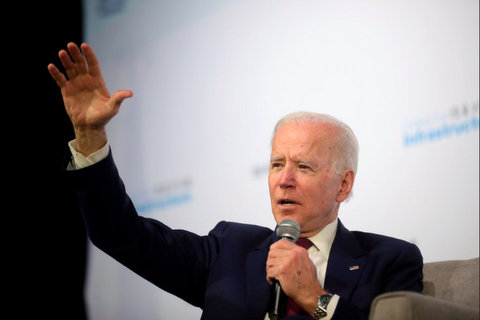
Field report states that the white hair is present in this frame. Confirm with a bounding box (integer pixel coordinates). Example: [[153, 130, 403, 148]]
[[272, 111, 359, 175]]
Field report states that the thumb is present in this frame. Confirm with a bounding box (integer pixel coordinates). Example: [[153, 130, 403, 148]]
[[110, 89, 134, 112]]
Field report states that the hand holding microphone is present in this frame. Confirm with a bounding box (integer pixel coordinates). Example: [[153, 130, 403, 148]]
[[267, 218, 324, 319], [268, 218, 301, 319]]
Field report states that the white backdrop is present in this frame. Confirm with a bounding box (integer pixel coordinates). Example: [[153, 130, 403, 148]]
[[83, 0, 479, 319]]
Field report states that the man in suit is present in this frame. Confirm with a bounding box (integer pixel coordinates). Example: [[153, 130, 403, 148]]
[[48, 42, 423, 320]]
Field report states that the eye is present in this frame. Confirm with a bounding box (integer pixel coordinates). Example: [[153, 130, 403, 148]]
[[270, 162, 283, 169], [298, 163, 315, 173]]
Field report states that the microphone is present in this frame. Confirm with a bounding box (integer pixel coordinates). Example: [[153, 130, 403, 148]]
[[269, 218, 301, 320]]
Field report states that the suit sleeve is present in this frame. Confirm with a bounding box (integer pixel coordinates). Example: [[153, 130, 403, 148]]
[[68, 150, 223, 307]]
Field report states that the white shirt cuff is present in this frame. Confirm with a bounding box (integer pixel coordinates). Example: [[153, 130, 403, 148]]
[[323, 294, 339, 320], [67, 139, 110, 170]]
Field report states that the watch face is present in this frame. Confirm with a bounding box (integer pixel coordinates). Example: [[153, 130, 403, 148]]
[[314, 295, 329, 319], [314, 293, 333, 319], [320, 293, 333, 306]]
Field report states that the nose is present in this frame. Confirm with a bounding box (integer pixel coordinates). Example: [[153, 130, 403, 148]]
[[279, 165, 296, 189]]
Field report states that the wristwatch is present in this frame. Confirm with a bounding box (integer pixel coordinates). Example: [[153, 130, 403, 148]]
[[313, 293, 334, 319]]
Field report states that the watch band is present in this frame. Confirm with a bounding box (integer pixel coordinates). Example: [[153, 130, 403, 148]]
[[313, 293, 334, 319]]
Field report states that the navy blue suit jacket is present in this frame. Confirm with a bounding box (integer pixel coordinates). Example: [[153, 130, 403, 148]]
[[70, 151, 423, 320]]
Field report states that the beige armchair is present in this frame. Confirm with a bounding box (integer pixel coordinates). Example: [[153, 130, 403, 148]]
[[369, 257, 479, 320]]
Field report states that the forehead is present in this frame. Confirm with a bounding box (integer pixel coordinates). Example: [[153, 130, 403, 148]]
[[271, 122, 337, 157]]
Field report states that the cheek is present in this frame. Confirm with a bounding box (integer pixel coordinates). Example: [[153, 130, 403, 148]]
[[307, 178, 338, 202], [268, 172, 277, 190], [268, 175, 275, 198]]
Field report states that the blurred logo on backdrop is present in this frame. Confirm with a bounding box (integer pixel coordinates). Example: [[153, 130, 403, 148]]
[[96, 0, 126, 17], [134, 177, 193, 215], [403, 101, 479, 147]]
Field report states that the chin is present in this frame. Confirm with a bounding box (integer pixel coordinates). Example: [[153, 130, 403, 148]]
[[273, 212, 301, 224]]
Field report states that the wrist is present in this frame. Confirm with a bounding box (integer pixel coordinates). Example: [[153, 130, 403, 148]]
[[302, 288, 328, 316], [74, 127, 107, 157], [312, 292, 334, 319]]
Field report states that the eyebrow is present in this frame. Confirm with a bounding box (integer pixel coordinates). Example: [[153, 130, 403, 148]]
[[296, 159, 319, 169], [270, 157, 318, 167]]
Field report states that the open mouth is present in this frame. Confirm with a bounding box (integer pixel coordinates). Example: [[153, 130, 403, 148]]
[[279, 199, 299, 206]]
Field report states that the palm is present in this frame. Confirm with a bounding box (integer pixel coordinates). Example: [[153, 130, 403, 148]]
[[61, 70, 112, 129], [48, 42, 132, 130], [48, 42, 132, 155]]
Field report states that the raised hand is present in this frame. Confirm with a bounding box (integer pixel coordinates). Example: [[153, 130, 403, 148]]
[[48, 42, 133, 156]]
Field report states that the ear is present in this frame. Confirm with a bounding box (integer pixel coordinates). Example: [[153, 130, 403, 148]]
[[336, 169, 355, 202]]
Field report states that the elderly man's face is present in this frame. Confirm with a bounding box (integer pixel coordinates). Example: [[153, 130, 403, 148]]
[[268, 122, 345, 237]]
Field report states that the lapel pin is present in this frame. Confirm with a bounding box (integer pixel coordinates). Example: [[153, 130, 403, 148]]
[[349, 265, 360, 271]]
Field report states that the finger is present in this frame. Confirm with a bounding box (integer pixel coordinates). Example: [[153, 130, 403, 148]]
[[81, 43, 102, 77], [58, 49, 77, 80], [67, 42, 88, 74], [271, 239, 297, 250], [266, 272, 275, 285], [109, 90, 134, 113], [268, 242, 295, 263], [47, 63, 67, 87], [265, 264, 278, 285], [113, 89, 134, 103]]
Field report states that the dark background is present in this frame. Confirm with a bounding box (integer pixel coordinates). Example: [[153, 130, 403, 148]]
[[13, 1, 88, 318]]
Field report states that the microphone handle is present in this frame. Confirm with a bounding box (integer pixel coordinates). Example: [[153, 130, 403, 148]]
[[269, 279, 287, 320], [269, 236, 293, 319]]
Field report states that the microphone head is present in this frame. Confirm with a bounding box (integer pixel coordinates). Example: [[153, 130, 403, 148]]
[[275, 218, 301, 242]]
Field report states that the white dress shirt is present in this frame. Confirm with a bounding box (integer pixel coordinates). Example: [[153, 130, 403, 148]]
[[68, 139, 340, 319]]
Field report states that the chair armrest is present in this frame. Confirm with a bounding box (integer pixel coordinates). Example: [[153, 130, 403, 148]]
[[369, 291, 479, 320]]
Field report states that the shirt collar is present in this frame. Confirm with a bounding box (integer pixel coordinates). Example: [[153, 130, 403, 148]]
[[307, 218, 338, 258]]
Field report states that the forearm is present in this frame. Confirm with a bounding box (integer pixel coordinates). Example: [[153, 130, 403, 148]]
[[67, 148, 213, 306], [68, 150, 139, 251]]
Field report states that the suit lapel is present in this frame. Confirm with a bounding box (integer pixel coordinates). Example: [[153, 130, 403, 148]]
[[324, 220, 365, 300], [246, 233, 276, 319]]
